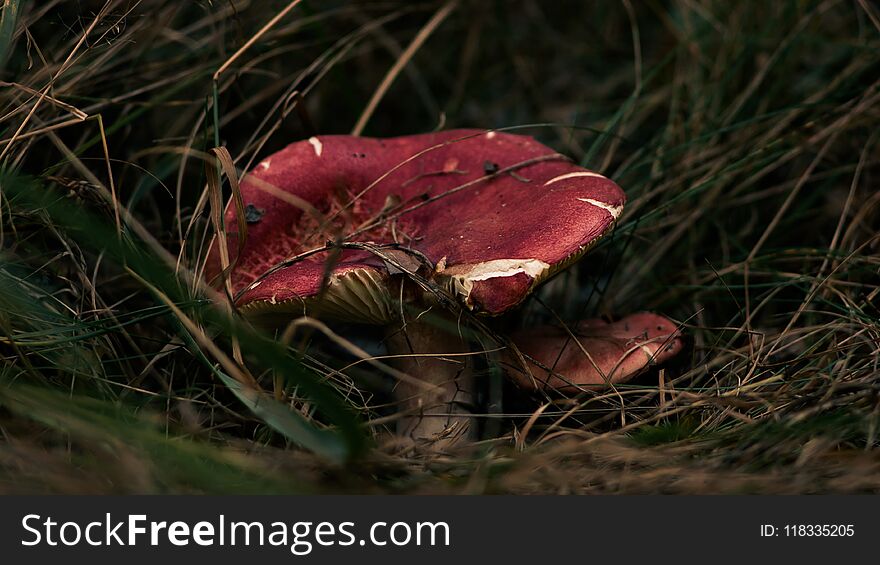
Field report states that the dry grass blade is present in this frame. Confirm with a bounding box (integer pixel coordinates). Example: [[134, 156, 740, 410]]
[[0, 0, 114, 161], [127, 268, 259, 390], [96, 114, 121, 234], [281, 317, 440, 394], [210, 146, 248, 275], [351, 0, 458, 136], [213, 0, 305, 82], [204, 146, 250, 370], [0, 80, 87, 120]]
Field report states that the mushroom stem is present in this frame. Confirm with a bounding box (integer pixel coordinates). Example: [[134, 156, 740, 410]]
[[384, 315, 475, 444]]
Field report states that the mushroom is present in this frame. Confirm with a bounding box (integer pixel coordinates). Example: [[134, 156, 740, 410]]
[[206, 129, 680, 443], [505, 312, 683, 392]]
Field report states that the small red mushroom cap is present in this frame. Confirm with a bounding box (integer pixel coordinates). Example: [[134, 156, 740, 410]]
[[206, 130, 625, 322], [506, 312, 683, 392]]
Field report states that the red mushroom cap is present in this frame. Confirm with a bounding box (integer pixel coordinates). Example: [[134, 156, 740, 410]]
[[206, 130, 625, 322], [506, 312, 684, 392]]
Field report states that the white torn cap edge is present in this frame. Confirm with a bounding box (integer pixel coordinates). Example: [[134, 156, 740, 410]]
[[439, 258, 550, 302], [543, 172, 622, 220], [543, 171, 606, 186], [577, 198, 623, 219], [308, 136, 323, 157]]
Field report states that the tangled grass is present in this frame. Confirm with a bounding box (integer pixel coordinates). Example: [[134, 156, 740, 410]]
[[0, 0, 878, 493]]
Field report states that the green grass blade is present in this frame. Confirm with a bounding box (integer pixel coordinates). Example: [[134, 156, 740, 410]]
[[0, 170, 367, 462], [0, 0, 19, 71]]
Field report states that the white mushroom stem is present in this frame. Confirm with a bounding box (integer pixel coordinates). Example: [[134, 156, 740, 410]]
[[384, 315, 475, 445]]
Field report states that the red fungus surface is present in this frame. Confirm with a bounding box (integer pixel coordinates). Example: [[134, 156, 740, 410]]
[[507, 312, 683, 392], [207, 129, 625, 320]]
